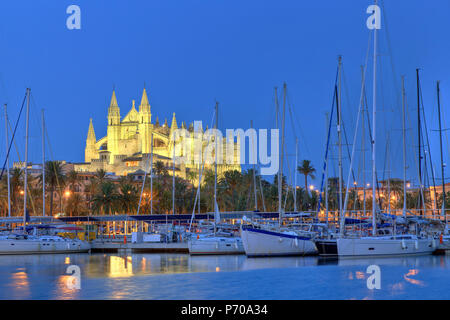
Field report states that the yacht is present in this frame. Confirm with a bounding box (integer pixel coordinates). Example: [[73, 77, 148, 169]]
[[188, 234, 244, 255], [0, 234, 90, 255], [336, 235, 436, 257], [241, 217, 320, 257]]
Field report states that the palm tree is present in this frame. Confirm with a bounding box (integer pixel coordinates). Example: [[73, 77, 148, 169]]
[[66, 193, 86, 216], [9, 168, 22, 216], [66, 170, 81, 192], [0, 176, 9, 216], [39, 161, 66, 217], [153, 161, 168, 178], [298, 160, 316, 195], [91, 182, 118, 215], [186, 169, 197, 185], [94, 169, 107, 184], [117, 183, 139, 214]]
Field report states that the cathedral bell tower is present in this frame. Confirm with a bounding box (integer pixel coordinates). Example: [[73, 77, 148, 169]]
[[85, 118, 97, 162], [138, 87, 152, 154], [107, 90, 121, 164]]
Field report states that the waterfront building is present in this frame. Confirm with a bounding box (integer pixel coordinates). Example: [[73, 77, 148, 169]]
[[74, 88, 241, 184]]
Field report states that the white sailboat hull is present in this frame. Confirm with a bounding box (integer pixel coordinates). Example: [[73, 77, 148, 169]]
[[336, 237, 436, 257], [0, 239, 91, 255], [188, 237, 244, 255], [241, 227, 317, 257]]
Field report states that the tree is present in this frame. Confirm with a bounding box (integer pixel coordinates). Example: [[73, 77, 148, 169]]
[[66, 193, 86, 216], [117, 183, 139, 214], [9, 168, 23, 216], [91, 182, 118, 215], [66, 170, 81, 192], [297, 160, 316, 195], [153, 161, 168, 179], [40, 161, 66, 216], [94, 169, 107, 184]]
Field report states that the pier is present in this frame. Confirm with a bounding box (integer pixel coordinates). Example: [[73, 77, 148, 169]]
[[90, 240, 189, 254]]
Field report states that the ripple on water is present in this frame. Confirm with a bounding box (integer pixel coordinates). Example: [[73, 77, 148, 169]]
[[0, 253, 448, 299]]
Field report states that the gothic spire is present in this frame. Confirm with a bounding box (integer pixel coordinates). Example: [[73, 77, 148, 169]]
[[87, 118, 96, 141], [139, 87, 150, 111], [170, 112, 178, 130], [109, 90, 119, 109]]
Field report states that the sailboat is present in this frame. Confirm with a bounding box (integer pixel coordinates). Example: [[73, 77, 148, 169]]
[[334, 2, 435, 257], [0, 88, 90, 254], [188, 102, 244, 255], [240, 84, 318, 257]]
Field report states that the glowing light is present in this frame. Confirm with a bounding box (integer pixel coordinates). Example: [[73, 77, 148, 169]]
[[309, 185, 314, 191], [19, 190, 24, 195], [109, 256, 133, 278], [64, 191, 71, 197]]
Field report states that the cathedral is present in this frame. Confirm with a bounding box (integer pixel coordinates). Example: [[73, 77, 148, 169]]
[[74, 88, 241, 183]]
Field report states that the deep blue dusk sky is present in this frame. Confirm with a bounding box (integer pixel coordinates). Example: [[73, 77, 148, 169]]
[[0, 0, 448, 188]]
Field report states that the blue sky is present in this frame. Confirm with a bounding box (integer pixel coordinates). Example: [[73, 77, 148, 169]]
[[0, 0, 448, 188]]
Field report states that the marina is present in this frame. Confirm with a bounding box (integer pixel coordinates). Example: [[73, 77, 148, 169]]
[[0, 0, 449, 303], [0, 253, 450, 300]]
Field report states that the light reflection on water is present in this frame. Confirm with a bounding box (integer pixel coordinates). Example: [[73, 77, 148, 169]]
[[0, 253, 448, 299]]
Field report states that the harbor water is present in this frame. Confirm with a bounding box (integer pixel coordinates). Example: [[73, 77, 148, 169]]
[[0, 253, 449, 299]]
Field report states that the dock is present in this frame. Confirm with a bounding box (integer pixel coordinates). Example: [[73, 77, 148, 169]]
[[90, 240, 188, 253]]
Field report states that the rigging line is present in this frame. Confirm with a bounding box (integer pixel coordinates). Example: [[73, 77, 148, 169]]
[[363, 82, 383, 210], [341, 56, 371, 221], [419, 83, 438, 209], [317, 67, 338, 213], [340, 113, 357, 183], [283, 143, 294, 212], [405, 88, 424, 210], [442, 99, 450, 165], [380, 0, 401, 104], [287, 100, 298, 143], [381, 132, 389, 183], [188, 106, 216, 231], [341, 63, 356, 135], [6, 117, 38, 215], [44, 117, 65, 204], [0, 92, 27, 180], [288, 101, 310, 155], [381, 0, 405, 176]]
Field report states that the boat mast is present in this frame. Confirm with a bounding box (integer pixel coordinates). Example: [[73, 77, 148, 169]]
[[4, 104, 11, 217], [279, 84, 286, 225], [214, 101, 219, 233], [150, 133, 153, 215], [371, 6, 378, 236], [416, 69, 424, 216], [251, 120, 258, 211], [172, 135, 176, 215], [337, 56, 344, 232], [325, 113, 329, 224], [294, 137, 298, 212], [42, 109, 46, 216], [23, 88, 30, 229], [274, 87, 280, 221], [361, 67, 366, 220], [402, 76, 407, 218], [437, 81, 446, 221]]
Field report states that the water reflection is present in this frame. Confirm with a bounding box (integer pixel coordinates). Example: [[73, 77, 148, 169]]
[[0, 253, 448, 299], [403, 269, 425, 286], [9, 271, 30, 299]]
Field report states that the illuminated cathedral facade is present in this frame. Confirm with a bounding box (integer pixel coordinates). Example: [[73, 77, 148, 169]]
[[75, 88, 241, 183]]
